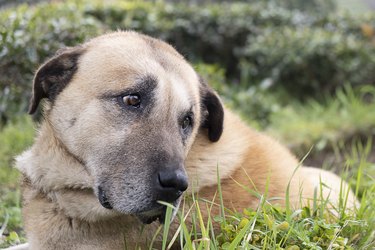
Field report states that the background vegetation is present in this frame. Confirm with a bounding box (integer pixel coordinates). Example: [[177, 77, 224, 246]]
[[0, 0, 374, 248]]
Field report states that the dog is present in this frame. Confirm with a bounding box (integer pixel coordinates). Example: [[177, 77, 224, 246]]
[[14, 31, 357, 249]]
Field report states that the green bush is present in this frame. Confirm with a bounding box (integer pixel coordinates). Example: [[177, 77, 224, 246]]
[[0, 2, 102, 124], [240, 27, 375, 96], [313, 12, 375, 38], [272, 0, 336, 15]]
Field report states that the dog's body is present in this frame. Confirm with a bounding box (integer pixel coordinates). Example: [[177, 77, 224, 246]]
[[15, 31, 357, 249]]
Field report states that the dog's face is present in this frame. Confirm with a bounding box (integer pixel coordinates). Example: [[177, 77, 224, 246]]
[[29, 32, 223, 223]]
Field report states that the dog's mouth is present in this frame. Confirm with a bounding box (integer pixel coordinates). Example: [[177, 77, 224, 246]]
[[96, 185, 182, 223], [98, 186, 113, 209], [97, 192, 171, 224], [136, 206, 167, 224], [97, 189, 167, 223], [136, 198, 181, 224]]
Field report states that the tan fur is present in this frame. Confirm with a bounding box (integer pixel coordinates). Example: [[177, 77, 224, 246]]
[[187, 112, 357, 214], [15, 31, 357, 250]]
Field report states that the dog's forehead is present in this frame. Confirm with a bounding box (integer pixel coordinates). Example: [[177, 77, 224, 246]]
[[74, 32, 200, 103]]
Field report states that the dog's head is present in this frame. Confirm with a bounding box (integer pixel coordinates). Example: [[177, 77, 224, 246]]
[[29, 31, 224, 223]]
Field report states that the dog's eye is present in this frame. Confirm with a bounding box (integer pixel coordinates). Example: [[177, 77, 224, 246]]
[[122, 94, 141, 108], [181, 116, 192, 131]]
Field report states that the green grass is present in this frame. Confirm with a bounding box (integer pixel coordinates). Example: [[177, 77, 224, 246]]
[[153, 146, 375, 249], [267, 85, 375, 157], [152, 148, 374, 249]]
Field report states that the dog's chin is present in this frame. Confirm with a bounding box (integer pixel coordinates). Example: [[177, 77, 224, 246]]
[[136, 207, 166, 224], [136, 198, 182, 225]]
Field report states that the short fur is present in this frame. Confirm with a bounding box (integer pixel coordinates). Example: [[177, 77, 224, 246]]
[[15, 31, 357, 250]]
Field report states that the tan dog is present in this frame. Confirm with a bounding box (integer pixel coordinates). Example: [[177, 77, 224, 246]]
[[14, 31, 357, 249]]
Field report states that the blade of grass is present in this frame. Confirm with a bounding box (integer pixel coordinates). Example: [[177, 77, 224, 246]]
[[216, 164, 226, 226], [157, 201, 175, 250], [228, 196, 264, 249], [148, 225, 163, 250], [178, 212, 194, 250], [0, 213, 9, 236], [167, 204, 195, 250], [286, 147, 312, 220]]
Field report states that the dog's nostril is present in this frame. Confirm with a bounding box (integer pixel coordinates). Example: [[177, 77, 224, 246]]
[[158, 170, 188, 192], [98, 186, 113, 210]]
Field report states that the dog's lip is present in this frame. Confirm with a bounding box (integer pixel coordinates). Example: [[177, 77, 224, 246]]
[[98, 186, 113, 209], [136, 207, 166, 224]]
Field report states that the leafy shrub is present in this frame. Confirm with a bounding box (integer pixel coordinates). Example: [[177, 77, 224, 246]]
[[313, 12, 375, 39], [272, 0, 336, 16], [0, 3, 102, 124], [240, 27, 375, 96]]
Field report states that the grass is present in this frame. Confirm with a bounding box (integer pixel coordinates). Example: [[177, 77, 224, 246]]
[[152, 148, 374, 249], [267, 85, 375, 153], [153, 145, 374, 249]]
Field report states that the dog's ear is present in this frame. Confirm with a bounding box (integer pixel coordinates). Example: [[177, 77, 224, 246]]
[[28, 47, 84, 114], [199, 77, 224, 142]]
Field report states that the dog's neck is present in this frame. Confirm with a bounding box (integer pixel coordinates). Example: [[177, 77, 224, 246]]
[[16, 121, 93, 192], [16, 120, 121, 221]]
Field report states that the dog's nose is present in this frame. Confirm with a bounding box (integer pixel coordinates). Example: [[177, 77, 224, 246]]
[[157, 169, 188, 202]]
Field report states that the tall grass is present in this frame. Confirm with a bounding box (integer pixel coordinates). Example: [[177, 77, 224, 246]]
[[268, 85, 375, 153]]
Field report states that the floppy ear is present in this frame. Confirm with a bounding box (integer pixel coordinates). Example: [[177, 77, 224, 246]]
[[28, 47, 84, 114], [199, 77, 224, 142]]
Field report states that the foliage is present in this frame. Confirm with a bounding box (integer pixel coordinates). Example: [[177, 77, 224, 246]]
[[0, 116, 34, 247], [267, 85, 375, 153], [0, 2, 102, 124], [240, 27, 375, 97], [272, 0, 337, 16], [214, 204, 367, 249]]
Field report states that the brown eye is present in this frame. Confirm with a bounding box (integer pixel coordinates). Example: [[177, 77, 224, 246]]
[[122, 94, 141, 108], [181, 116, 191, 131]]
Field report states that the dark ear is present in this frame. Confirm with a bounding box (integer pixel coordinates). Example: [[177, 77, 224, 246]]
[[28, 47, 84, 114], [199, 77, 224, 142]]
